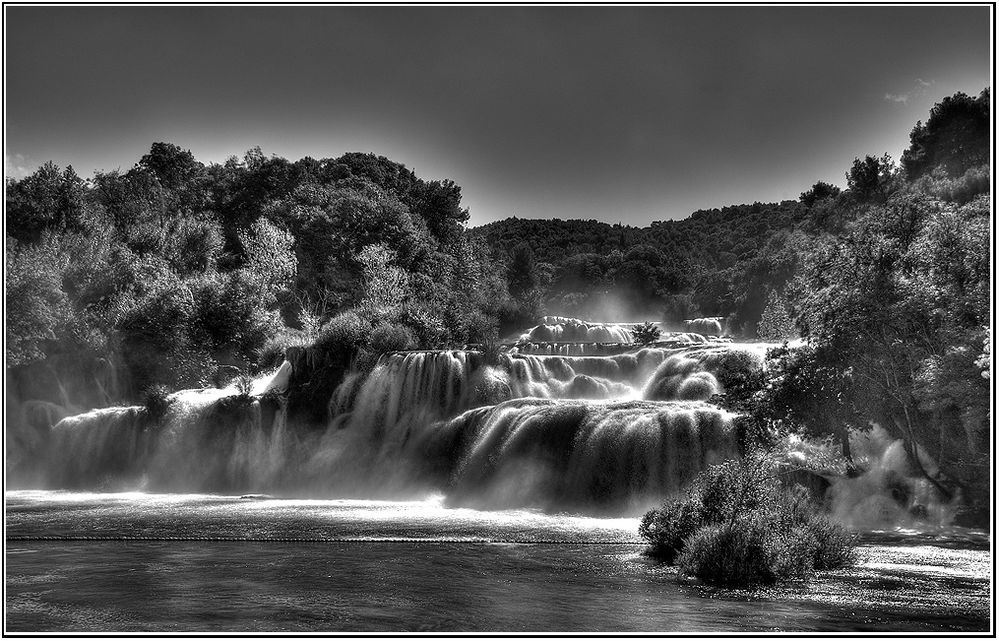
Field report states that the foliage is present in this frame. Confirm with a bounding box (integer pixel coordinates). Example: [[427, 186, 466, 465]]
[[141, 384, 174, 424], [257, 330, 311, 371], [662, 293, 700, 330], [631, 321, 662, 345], [846, 153, 898, 204], [4, 90, 991, 509], [676, 516, 816, 586], [5, 236, 72, 366], [789, 188, 990, 513], [640, 458, 857, 586], [757, 290, 796, 342], [234, 373, 255, 398], [908, 165, 990, 205], [709, 348, 766, 409], [164, 216, 225, 276], [901, 90, 990, 180], [369, 321, 416, 354], [357, 243, 410, 319], [799, 181, 841, 208], [638, 493, 705, 563], [314, 311, 372, 356], [237, 218, 297, 297], [6, 162, 87, 243], [507, 242, 539, 297]]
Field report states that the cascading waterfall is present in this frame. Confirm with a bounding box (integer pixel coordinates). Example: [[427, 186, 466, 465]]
[[518, 316, 649, 344], [30, 326, 771, 514], [683, 317, 726, 336], [427, 398, 738, 513]]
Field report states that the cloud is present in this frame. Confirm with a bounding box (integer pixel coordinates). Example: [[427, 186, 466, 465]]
[[5, 153, 34, 179], [884, 78, 935, 105]]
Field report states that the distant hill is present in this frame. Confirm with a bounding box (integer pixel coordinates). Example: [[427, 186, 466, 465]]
[[471, 200, 809, 328], [470, 217, 640, 264], [471, 200, 806, 270]]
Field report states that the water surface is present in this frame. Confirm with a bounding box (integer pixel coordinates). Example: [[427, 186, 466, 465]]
[[5, 491, 991, 632]]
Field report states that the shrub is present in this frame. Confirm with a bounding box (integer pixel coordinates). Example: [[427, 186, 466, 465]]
[[677, 517, 816, 586], [234, 373, 254, 398], [190, 271, 284, 364], [257, 329, 311, 370], [369, 321, 416, 354], [141, 384, 174, 425], [400, 303, 446, 348], [164, 217, 224, 276], [805, 513, 859, 570], [631, 321, 662, 345], [639, 456, 857, 586], [313, 311, 371, 355], [911, 165, 991, 205], [638, 498, 703, 563]]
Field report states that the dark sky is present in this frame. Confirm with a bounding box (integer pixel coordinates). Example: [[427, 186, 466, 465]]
[[5, 5, 992, 227]]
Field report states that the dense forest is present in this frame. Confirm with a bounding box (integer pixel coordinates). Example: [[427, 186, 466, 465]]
[[5, 90, 991, 521]]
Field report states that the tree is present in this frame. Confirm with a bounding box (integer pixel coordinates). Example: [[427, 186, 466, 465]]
[[137, 142, 204, 190], [357, 244, 410, 318], [406, 178, 469, 244], [791, 191, 990, 513], [6, 162, 87, 243], [901, 90, 990, 180], [846, 153, 897, 204], [237, 218, 297, 298], [799, 181, 841, 208], [631, 321, 661, 345], [165, 217, 225, 276], [5, 237, 71, 366], [757, 290, 796, 342], [757, 344, 864, 465], [507, 242, 539, 298], [270, 179, 430, 305]]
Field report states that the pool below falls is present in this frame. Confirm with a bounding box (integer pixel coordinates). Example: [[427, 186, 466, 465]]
[[4, 491, 991, 633]]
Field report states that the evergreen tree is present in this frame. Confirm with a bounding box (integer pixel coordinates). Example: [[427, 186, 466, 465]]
[[757, 290, 796, 342]]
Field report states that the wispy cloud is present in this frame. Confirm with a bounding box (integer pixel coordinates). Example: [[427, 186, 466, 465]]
[[884, 78, 935, 105], [5, 153, 34, 179]]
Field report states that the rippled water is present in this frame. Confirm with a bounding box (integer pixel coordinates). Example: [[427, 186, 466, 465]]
[[5, 491, 992, 632]]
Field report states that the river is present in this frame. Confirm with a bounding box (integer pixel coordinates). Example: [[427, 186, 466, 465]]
[[5, 491, 991, 632]]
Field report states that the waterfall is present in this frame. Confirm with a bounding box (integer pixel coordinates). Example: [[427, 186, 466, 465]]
[[428, 398, 739, 513], [48, 406, 150, 489], [519, 317, 643, 344], [33, 334, 769, 514], [684, 317, 726, 336]]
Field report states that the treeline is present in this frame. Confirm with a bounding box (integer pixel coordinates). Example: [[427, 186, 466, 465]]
[[474, 200, 804, 328], [6, 147, 516, 419]]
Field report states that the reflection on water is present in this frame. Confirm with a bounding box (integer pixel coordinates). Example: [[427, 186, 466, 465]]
[[5, 492, 991, 632]]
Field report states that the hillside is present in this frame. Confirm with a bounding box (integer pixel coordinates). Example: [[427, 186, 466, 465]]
[[471, 199, 808, 328]]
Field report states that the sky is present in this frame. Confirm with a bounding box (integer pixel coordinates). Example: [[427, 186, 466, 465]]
[[4, 5, 992, 228]]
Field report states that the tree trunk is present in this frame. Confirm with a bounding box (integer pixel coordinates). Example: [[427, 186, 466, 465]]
[[894, 408, 954, 502], [835, 420, 860, 476]]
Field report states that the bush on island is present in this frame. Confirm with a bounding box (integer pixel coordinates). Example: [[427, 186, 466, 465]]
[[639, 456, 857, 586], [631, 321, 662, 345]]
